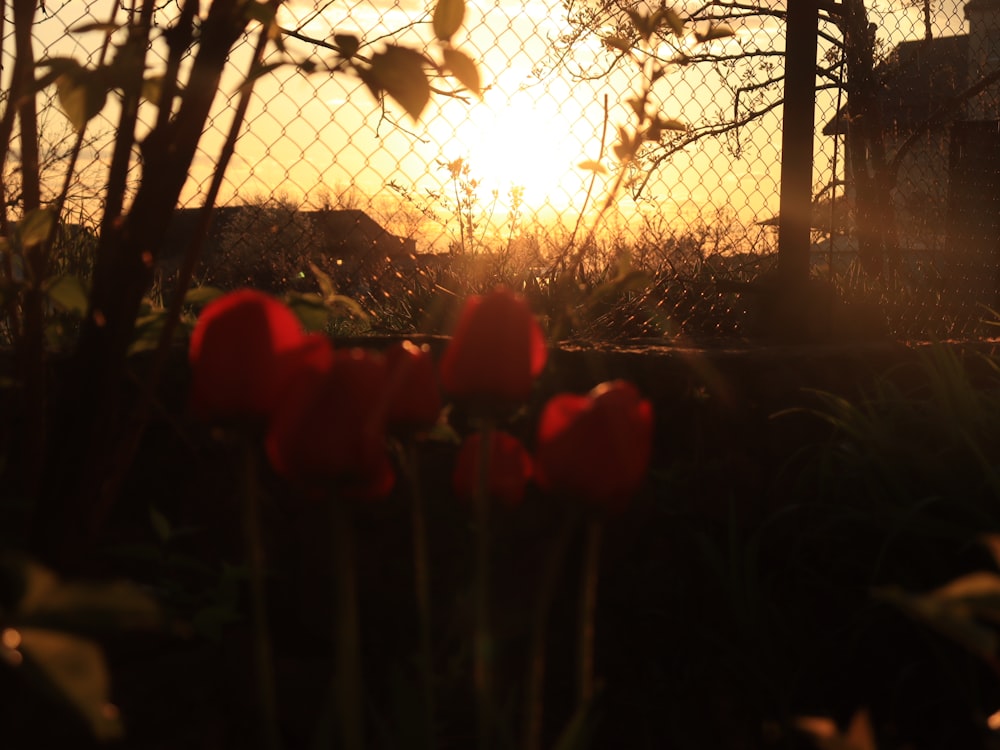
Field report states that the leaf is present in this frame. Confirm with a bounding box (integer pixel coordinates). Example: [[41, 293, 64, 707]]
[[626, 9, 654, 41], [141, 74, 165, 106], [656, 115, 687, 132], [625, 96, 645, 119], [334, 34, 360, 59], [0, 558, 163, 740], [369, 45, 431, 121], [577, 159, 608, 175], [128, 312, 167, 356], [602, 35, 632, 53], [876, 584, 1000, 661], [325, 294, 370, 323], [22, 580, 162, 634], [286, 292, 333, 332], [13, 629, 124, 741], [240, 61, 288, 94], [695, 23, 735, 43], [18, 208, 55, 248], [55, 68, 108, 132], [45, 274, 89, 316], [6, 558, 162, 634], [69, 21, 122, 35], [149, 506, 172, 544], [433, 0, 466, 42], [442, 47, 481, 98], [981, 535, 1000, 568], [656, 7, 686, 37], [427, 420, 462, 445], [843, 709, 878, 750], [191, 604, 242, 642], [796, 709, 877, 750], [550, 700, 596, 750], [243, 0, 277, 28], [183, 285, 223, 307], [308, 260, 339, 301]]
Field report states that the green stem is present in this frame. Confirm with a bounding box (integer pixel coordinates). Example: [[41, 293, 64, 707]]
[[578, 519, 603, 709], [333, 500, 364, 750], [523, 512, 578, 750], [406, 441, 436, 748], [474, 425, 494, 750], [240, 437, 282, 750]]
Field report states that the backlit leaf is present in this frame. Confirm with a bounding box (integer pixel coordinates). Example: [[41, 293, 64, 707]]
[[241, 61, 287, 93], [149, 506, 172, 544], [877, 584, 1000, 661], [442, 47, 481, 98], [982, 535, 1000, 567], [602, 35, 632, 52], [286, 292, 333, 332], [308, 260, 339, 302], [55, 69, 107, 132], [334, 34, 360, 59], [243, 0, 277, 27], [796, 709, 877, 750], [69, 21, 122, 35], [433, 0, 466, 42], [577, 159, 608, 174], [46, 274, 89, 316], [695, 23, 735, 43], [626, 9, 654, 40], [369, 45, 431, 121], [183, 285, 223, 307], [16, 629, 123, 741], [657, 7, 685, 37], [141, 74, 164, 106], [128, 312, 167, 356], [656, 116, 687, 131], [325, 294, 370, 323], [18, 208, 55, 248]]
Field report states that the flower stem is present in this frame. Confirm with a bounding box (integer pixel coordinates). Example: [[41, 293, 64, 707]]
[[406, 441, 436, 748], [240, 437, 282, 750], [523, 511, 578, 750], [474, 424, 495, 750], [578, 518, 603, 710], [332, 500, 364, 750]]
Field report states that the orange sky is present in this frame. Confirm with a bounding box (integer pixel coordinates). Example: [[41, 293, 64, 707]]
[[11, 0, 973, 250]]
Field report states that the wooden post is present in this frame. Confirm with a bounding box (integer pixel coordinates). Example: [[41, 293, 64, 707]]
[[777, 0, 820, 285]]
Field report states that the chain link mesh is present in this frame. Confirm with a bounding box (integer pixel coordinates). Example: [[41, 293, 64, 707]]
[[4, 0, 999, 340]]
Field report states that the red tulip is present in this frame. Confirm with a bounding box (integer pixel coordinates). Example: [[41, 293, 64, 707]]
[[266, 347, 393, 498], [439, 287, 547, 405], [535, 380, 653, 512], [384, 340, 442, 431], [188, 289, 307, 421], [453, 431, 533, 508]]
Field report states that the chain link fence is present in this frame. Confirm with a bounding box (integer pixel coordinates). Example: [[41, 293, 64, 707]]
[[5, 0, 1000, 341]]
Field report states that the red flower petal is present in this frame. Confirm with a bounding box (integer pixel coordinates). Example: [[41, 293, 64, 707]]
[[266, 348, 391, 495], [384, 340, 442, 430], [535, 380, 653, 512], [440, 287, 547, 405], [453, 430, 533, 508], [188, 289, 306, 421]]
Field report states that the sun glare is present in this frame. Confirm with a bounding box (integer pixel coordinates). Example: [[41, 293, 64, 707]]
[[444, 78, 604, 211]]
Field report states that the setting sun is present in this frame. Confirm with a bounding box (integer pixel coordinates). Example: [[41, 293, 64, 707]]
[[439, 74, 607, 211]]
